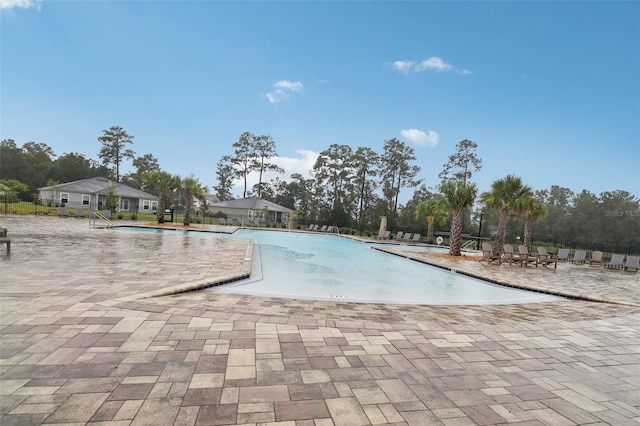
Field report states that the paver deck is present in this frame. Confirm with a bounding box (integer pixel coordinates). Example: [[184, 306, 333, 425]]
[[1, 216, 639, 425]]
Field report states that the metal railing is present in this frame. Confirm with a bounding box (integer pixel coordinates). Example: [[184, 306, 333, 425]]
[[89, 211, 113, 228]]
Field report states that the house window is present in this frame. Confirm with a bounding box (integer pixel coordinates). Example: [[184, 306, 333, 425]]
[[151, 201, 158, 211], [122, 199, 129, 211], [60, 193, 69, 204], [82, 194, 90, 205], [247, 210, 253, 219], [143, 200, 150, 210]]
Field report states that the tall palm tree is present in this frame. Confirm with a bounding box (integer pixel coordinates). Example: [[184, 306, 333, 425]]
[[414, 197, 447, 243], [178, 176, 207, 226], [440, 181, 478, 256], [481, 175, 533, 256], [518, 196, 547, 252], [142, 170, 178, 224]]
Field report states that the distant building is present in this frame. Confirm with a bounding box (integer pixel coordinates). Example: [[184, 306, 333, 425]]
[[210, 196, 294, 224], [38, 177, 158, 214]]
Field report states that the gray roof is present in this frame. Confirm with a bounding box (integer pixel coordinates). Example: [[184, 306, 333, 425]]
[[38, 177, 158, 200], [210, 196, 294, 213]]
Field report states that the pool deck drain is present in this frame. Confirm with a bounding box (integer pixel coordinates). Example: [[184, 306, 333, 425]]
[[1, 216, 639, 425]]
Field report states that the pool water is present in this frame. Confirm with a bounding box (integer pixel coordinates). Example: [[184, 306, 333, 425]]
[[216, 230, 559, 305]]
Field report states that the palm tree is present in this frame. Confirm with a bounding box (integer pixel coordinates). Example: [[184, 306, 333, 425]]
[[518, 196, 547, 252], [178, 175, 207, 226], [414, 197, 446, 243], [480, 175, 533, 256], [440, 180, 478, 256], [142, 170, 178, 224]]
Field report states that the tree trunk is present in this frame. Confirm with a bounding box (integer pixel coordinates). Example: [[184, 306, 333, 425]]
[[427, 217, 435, 243], [449, 213, 463, 256], [493, 212, 511, 256], [184, 205, 191, 226], [524, 216, 533, 252], [157, 196, 165, 224]]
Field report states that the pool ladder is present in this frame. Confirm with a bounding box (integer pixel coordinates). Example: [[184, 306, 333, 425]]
[[89, 211, 114, 228]]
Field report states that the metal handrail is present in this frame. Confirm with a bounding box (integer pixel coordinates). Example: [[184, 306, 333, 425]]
[[89, 211, 114, 228]]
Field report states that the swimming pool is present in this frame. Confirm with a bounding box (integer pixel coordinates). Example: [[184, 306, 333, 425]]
[[194, 229, 560, 305], [222, 230, 559, 304], [116, 227, 559, 305]]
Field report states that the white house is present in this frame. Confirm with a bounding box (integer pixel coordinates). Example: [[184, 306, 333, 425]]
[[38, 177, 158, 214]]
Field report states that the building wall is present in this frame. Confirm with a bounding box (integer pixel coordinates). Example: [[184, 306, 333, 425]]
[[39, 189, 157, 214]]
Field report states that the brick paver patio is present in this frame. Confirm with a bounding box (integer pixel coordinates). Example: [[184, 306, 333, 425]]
[[1, 216, 639, 425]]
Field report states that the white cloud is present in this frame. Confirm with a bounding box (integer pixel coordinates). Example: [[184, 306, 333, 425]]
[[274, 80, 303, 92], [390, 60, 415, 74], [416, 57, 453, 72], [265, 80, 304, 103], [390, 56, 471, 75], [0, 0, 38, 9], [400, 129, 439, 147], [232, 150, 319, 195]]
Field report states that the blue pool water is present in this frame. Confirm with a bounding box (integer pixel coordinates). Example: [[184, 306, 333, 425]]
[[117, 227, 559, 305], [221, 230, 558, 304]]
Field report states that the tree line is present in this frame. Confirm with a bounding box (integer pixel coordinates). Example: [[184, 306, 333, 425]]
[[1, 127, 638, 254]]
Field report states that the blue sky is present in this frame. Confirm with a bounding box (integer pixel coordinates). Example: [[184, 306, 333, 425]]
[[2, 0, 639, 203]]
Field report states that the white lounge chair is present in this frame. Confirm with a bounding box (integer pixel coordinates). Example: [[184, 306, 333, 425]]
[[411, 234, 421, 243], [557, 248, 570, 262], [571, 250, 587, 264], [624, 255, 639, 272], [605, 254, 624, 269], [403, 233, 412, 241]]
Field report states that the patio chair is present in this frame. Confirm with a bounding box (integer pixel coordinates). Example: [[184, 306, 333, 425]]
[[381, 230, 391, 240], [557, 248, 570, 262], [395, 231, 404, 240], [403, 233, 413, 241], [589, 250, 604, 265], [571, 250, 587, 264], [58, 206, 68, 217], [624, 255, 639, 272], [308, 224, 315, 231], [517, 245, 538, 266], [411, 234, 421, 243], [319, 225, 327, 232], [501, 244, 516, 265], [480, 242, 501, 264], [605, 253, 624, 269], [102, 209, 111, 219], [537, 247, 558, 268]]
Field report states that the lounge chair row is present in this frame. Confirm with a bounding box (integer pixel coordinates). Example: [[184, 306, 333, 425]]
[[481, 243, 639, 272], [560, 249, 638, 270], [307, 224, 336, 233], [482, 243, 558, 268], [375, 230, 421, 243]]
